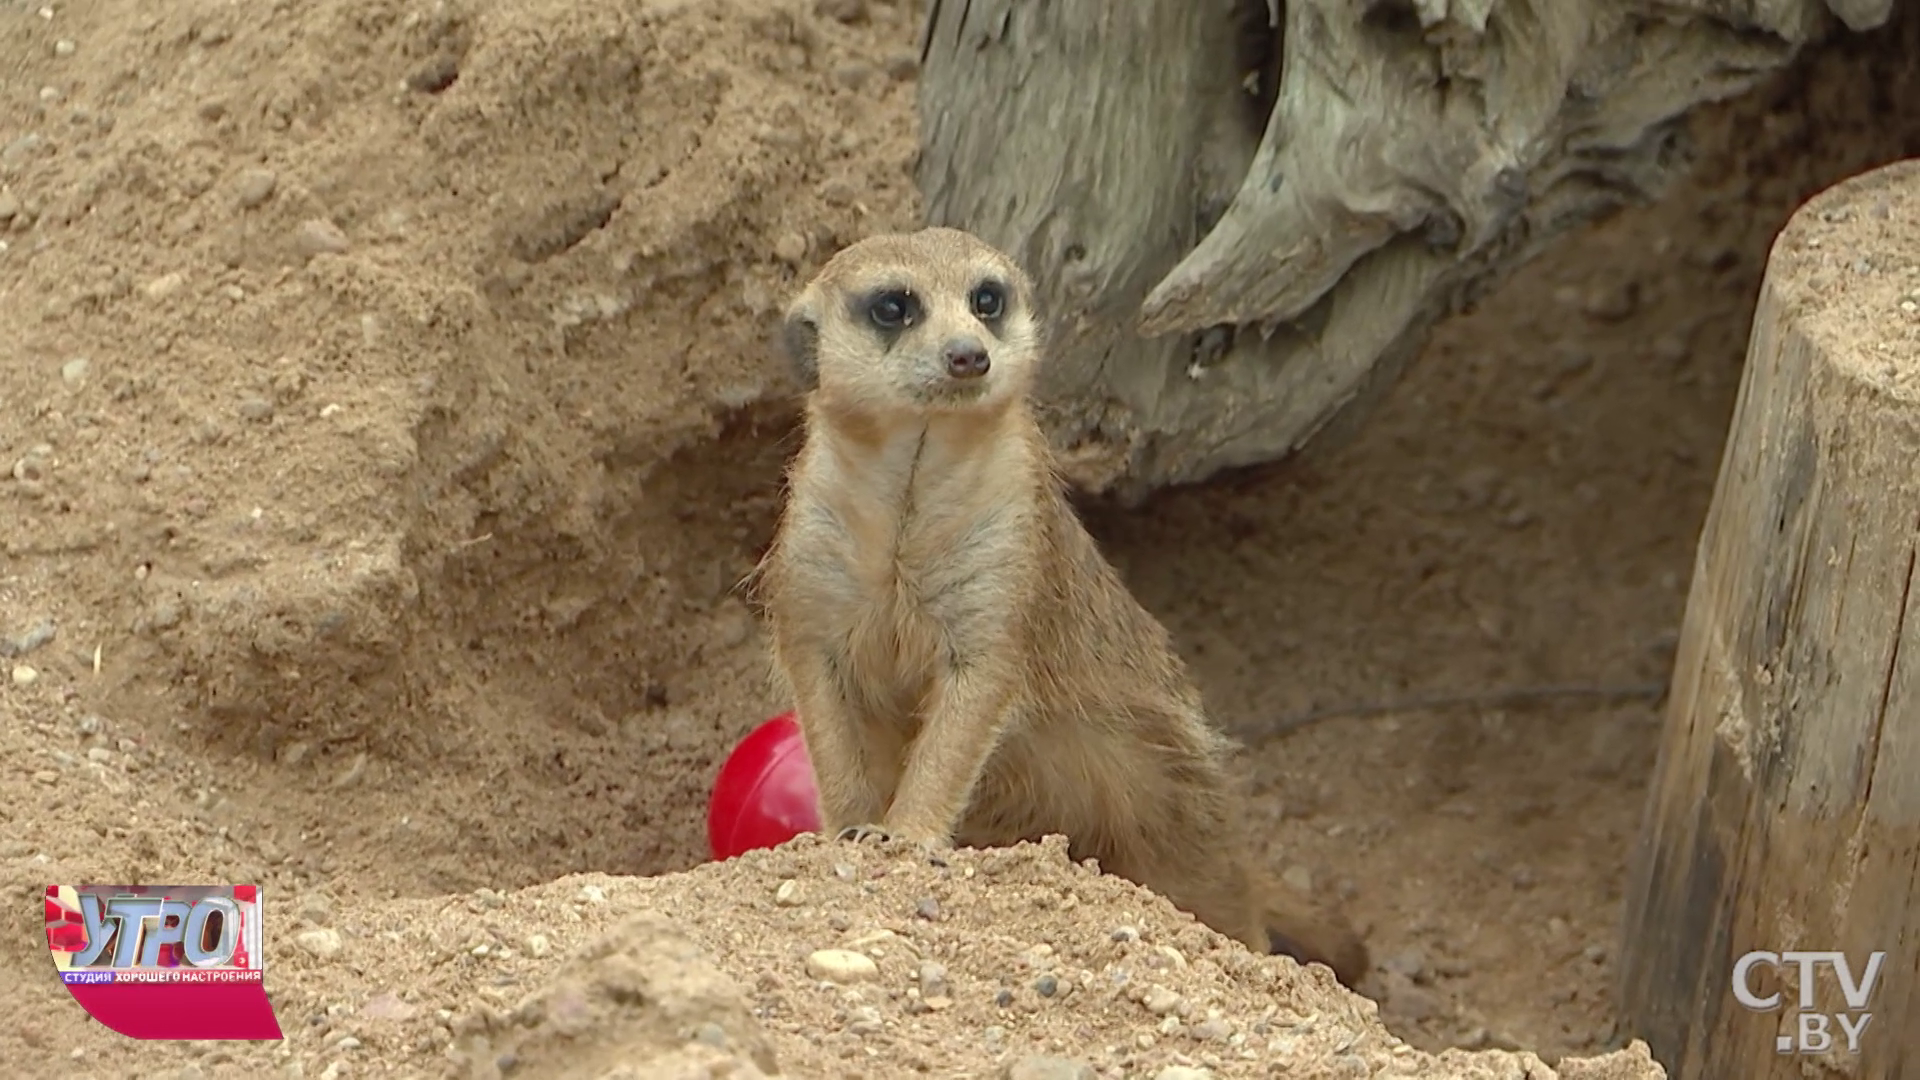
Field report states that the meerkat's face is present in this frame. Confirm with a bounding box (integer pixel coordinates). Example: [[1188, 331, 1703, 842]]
[[779, 228, 1042, 417]]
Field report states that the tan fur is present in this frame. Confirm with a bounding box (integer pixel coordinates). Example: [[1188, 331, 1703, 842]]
[[749, 227, 1369, 985]]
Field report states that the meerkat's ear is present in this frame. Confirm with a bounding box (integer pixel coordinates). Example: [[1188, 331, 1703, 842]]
[[779, 306, 822, 391]]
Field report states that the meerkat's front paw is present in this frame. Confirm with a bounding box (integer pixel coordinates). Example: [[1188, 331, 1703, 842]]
[[835, 824, 895, 845], [835, 823, 952, 866]]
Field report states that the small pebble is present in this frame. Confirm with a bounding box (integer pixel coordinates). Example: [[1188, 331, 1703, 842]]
[[1384, 973, 1441, 1022], [60, 357, 87, 383], [918, 960, 950, 1000], [692, 1022, 728, 1048], [297, 896, 334, 930], [237, 397, 274, 423], [331, 752, 366, 789], [805, 948, 877, 984], [1034, 974, 1058, 998], [774, 879, 802, 906], [845, 1005, 883, 1036], [295, 219, 349, 259], [884, 53, 918, 81], [234, 168, 277, 208], [0, 189, 17, 221], [1281, 865, 1314, 893], [994, 988, 1014, 1008], [833, 62, 873, 90], [1191, 1018, 1231, 1041], [54, 39, 75, 56], [1005, 1056, 1098, 1080], [143, 272, 184, 299], [1111, 925, 1139, 942], [3, 134, 45, 169], [359, 993, 416, 1022], [913, 896, 940, 920], [576, 885, 605, 904], [1382, 949, 1428, 980], [1143, 987, 1184, 1016], [12, 665, 39, 687], [1582, 281, 1637, 321], [294, 927, 344, 960], [525, 934, 549, 958], [7, 620, 56, 655], [774, 232, 807, 265]]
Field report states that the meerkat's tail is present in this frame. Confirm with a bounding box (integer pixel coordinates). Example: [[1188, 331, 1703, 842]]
[[1258, 880, 1371, 988]]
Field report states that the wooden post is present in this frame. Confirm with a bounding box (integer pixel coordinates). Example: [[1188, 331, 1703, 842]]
[[1617, 157, 1920, 1079]]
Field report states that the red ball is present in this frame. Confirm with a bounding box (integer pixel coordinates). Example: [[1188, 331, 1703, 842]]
[[708, 712, 822, 861]]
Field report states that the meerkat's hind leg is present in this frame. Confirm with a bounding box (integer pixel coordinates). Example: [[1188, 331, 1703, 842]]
[[1260, 885, 1371, 987], [1105, 784, 1371, 986], [1098, 827, 1271, 955]]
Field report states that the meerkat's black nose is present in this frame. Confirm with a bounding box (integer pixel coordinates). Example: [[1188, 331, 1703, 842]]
[[945, 340, 990, 379]]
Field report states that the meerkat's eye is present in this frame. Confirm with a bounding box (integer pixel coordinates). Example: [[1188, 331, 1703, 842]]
[[867, 291, 916, 330], [970, 282, 1006, 320]]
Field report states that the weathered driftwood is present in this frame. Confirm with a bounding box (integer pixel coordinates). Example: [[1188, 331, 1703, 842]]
[[916, 0, 1895, 499], [1616, 159, 1920, 1079]]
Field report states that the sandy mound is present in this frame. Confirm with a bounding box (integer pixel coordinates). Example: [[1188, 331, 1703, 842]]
[[253, 836, 1665, 1078], [2, 0, 1916, 1074]]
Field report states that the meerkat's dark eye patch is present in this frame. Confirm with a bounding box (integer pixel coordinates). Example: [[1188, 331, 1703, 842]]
[[860, 289, 919, 333], [969, 280, 1007, 321]]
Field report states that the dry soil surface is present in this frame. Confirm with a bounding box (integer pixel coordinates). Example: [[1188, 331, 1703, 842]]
[[0, 0, 1916, 1076]]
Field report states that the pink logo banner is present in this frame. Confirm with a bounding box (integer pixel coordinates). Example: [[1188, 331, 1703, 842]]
[[45, 884, 284, 1040]]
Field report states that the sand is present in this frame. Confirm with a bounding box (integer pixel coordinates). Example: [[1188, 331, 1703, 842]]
[[1, 0, 1916, 1075]]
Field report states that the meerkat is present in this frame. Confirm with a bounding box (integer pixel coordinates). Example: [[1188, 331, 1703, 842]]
[[749, 227, 1369, 985]]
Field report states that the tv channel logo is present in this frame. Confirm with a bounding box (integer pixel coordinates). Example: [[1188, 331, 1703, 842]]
[[45, 884, 284, 1039], [1732, 949, 1883, 1055]]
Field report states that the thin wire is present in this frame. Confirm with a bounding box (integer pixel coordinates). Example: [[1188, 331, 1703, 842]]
[[1238, 680, 1670, 744]]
